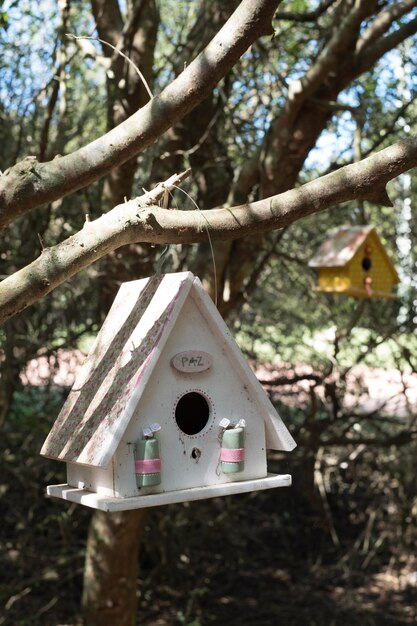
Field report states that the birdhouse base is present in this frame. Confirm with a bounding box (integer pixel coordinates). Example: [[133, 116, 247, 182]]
[[46, 473, 292, 512], [313, 286, 398, 299]]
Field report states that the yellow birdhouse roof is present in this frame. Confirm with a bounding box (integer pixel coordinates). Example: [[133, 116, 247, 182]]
[[309, 225, 373, 267]]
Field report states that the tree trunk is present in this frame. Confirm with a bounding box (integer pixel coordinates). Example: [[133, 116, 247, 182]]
[[83, 5, 157, 625], [82, 509, 147, 626]]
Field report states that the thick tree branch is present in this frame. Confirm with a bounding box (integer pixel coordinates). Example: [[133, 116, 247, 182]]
[[1, 135, 417, 324], [118, 0, 150, 55], [0, 0, 281, 231], [91, 0, 123, 50], [282, 0, 376, 128]]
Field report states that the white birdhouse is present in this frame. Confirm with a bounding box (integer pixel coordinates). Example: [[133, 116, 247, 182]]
[[41, 272, 296, 511]]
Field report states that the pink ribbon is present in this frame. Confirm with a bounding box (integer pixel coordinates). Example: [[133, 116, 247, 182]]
[[220, 448, 245, 462], [135, 458, 161, 474]]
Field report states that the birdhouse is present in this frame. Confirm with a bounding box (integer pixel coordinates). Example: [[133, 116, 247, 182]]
[[308, 225, 400, 299], [41, 272, 296, 512]]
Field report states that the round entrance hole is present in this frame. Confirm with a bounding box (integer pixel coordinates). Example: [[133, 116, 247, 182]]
[[175, 391, 210, 436], [362, 257, 372, 271]]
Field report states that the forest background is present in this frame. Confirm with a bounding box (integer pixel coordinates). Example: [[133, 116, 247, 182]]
[[0, 0, 417, 625]]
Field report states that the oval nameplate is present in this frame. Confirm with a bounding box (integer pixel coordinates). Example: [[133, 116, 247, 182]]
[[171, 351, 213, 373]]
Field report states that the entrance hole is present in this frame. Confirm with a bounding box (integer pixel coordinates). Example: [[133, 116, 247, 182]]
[[175, 392, 210, 435], [362, 257, 372, 271]]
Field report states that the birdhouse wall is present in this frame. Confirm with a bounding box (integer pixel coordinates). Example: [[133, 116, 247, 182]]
[[67, 460, 115, 497], [318, 267, 351, 292], [108, 292, 268, 498], [347, 232, 396, 294]]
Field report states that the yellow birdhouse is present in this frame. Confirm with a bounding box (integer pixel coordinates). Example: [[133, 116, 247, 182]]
[[308, 225, 400, 299]]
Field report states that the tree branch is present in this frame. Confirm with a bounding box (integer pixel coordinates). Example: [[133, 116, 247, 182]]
[[38, 0, 71, 162], [275, 0, 337, 23], [356, 0, 417, 55], [91, 0, 123, 51], [281, 0, 376, 127], [0, 0, 281, 231], [2, 135, 417, 323], [355, 13, 417, 75], [117, 0, 150, 57]]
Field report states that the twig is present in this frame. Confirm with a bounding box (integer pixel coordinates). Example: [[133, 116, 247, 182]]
[[66, 34, 153, 100], [141, 169, 192, 206], [38, 233, 45, 251]]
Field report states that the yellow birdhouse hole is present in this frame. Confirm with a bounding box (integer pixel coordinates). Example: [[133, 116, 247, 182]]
[[309, 226, 400, 300]]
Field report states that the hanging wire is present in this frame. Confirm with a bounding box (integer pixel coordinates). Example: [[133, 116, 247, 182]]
[[171, 184, 218, 308], [154, 244, 170, 275]]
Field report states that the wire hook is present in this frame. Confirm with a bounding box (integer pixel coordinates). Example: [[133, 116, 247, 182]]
[[155, 244, 170, 275]]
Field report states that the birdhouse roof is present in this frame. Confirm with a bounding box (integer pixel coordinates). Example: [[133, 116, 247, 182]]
[[308, 225, 399, 281], [308, 225, 373, 267], [41, 272, 296, 469]]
